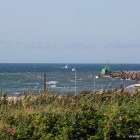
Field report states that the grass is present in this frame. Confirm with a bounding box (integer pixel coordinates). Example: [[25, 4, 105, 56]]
[[0, 89, 140, 139]]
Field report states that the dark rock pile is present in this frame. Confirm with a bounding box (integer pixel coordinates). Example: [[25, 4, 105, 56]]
[[110, 71, 140, 81], [100, 71, 140, 81]]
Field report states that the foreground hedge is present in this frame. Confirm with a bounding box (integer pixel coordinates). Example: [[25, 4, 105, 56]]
[[0, 90, 140, 139]]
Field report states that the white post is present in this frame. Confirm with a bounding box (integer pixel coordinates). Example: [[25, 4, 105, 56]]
[[75, 68, 76, 95], [94, 76, 98, 92], [72, 68, 77, 95], [94, 76, 96, 92]]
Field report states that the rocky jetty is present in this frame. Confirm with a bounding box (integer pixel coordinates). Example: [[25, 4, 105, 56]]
[[100, 71, 140, 81]]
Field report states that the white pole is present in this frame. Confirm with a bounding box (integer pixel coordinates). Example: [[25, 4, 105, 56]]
[[94, 76, 98, 92], [94, 76, 95, 92], [72, 68, 77, 95], [75, 69, 76, 95]]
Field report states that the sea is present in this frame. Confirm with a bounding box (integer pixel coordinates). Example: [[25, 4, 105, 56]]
[[0, 63, 140, 96]]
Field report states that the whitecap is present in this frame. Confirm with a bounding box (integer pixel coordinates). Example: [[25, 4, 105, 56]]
[[50, 85, 57, 88], [69, 87, 78, 89], [46, 81, 59, 85], [35, 83, 39, 85], [24, 83, 39, 85], [13, 92, 21, 95], [77, 78, 83, 81], [88, 75, 93, 78], [0, 73, 5, 75]]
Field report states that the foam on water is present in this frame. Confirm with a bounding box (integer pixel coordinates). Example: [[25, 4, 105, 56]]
[[13, 92, 21, 95], [34, 86, 39, 88], [24, 83, 39, 85], [46, 81, 59, 85], [0, 73, 5, 75], [88, 75, 93, 78], [77, 78, 83, 81], [50, 85, 57, 88]]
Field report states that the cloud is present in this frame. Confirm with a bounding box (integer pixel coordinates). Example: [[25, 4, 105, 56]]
[[0, 40, 9, 44], [0, 40, 11, 47], [106, 43, 140, 48], [16, 41, 50, 49], [66, 42, 92, 49], [0, 41, 50, 49]]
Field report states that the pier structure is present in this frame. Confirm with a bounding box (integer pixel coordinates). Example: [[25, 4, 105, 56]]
[[100, 71, 140, 81]]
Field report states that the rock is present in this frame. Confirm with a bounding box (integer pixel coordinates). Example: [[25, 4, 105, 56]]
[[100, 71, 140, 81]]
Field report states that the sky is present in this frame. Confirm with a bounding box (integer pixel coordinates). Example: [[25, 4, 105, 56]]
[[0, 0, 140, 63]]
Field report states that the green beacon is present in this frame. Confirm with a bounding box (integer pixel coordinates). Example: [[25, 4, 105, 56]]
[[101, 62, 110, 74]]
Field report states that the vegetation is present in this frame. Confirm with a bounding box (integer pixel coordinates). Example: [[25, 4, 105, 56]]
[[0, 89, 140, 140]]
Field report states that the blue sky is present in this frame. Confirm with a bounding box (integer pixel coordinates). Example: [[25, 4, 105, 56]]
[[0, 0, 140, 63]]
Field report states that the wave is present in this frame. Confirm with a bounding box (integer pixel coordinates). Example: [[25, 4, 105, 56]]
[[88, 75, 93, 78], [0, 73, 5, 75], [50, 85, 57, 88], [34, 86, 39, 88], [46, 81, 59, 85], [77, 78, 83, 81], [24, 83, 39, 85], [49, 85, 63, 89], [12, 92, 21, 95]]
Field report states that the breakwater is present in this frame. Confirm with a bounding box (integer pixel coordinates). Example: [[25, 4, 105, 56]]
[[100, 71, 140, 81]]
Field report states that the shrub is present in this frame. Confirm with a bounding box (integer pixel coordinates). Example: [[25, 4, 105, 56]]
[[0, 90, 139, 139]]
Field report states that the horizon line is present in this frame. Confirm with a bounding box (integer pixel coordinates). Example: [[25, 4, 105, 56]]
[[0, 62, 140, 65]]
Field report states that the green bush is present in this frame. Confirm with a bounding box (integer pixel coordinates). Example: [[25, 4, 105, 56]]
[[0, 90, 139, 139]]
